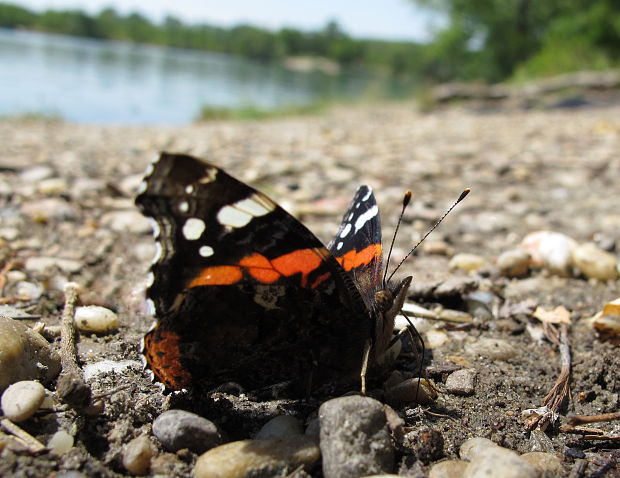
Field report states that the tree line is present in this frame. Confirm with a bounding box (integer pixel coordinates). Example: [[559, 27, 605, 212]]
[[1, 1, 618, 83], [0, 3, 425, 76]]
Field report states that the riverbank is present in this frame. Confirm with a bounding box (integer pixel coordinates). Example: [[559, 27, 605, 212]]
[[0, 102, 618, 476]]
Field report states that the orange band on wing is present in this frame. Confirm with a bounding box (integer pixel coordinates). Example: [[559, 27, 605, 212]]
[[187, 248, 329, 288], [187, 265, 243, 287], [336, 243, 382, 271]]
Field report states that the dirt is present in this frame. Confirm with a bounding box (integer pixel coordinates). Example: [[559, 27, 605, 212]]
[[0, 101, 618, 477]]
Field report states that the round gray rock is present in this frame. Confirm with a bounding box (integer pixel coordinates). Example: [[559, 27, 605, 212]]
[[153, 409, 223, 454], [319, 395, 394, 478], [1, 380, 46, 422]]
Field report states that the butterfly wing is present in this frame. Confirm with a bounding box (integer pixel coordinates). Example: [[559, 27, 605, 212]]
[[136, 153, 370, 391], [328, 185, 384, 306]]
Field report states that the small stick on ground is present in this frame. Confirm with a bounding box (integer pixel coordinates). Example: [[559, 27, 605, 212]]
[[0, 418, 46, 454], [567, 459, 587, 478], [56, 282, 92, 409], [567, 411, 620, 426], [525, 323, 571, 430]]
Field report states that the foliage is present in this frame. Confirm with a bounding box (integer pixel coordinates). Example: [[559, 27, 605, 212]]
[[411, 0, 620, 82], [197, 102, 328, 122]]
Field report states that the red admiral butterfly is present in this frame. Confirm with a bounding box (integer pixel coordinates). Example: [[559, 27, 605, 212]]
[[136, 153, 412, 393]]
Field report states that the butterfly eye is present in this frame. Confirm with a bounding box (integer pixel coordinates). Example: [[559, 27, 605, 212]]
[[374, 289, 394, 312]]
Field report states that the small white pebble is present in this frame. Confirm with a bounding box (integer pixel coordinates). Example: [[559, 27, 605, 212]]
[[74, 306, 119, 333], [122, 435, 156, 475], [1, 380, 46, 422], [48, 430, 74, 455]]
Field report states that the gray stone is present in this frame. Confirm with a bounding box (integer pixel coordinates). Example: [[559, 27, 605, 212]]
[[319, 396, 394, 478], [24, 256, 82, 274], [445, 369, 477, 395], [497, 249, 530, 278], [0, 316, 61, 393], [464, 446, 540, 478], [466, 338, 518, 361], [20, 198, 77, 221], [255, 415, 303, 440], [520, 452, 564, 475], [194, 436, 320, 478], [153, 409, 223, 454]]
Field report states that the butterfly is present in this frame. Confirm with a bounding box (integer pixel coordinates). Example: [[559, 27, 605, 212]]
[[135, 152, 412, 394]]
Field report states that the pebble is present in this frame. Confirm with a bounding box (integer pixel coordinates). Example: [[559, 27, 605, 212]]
[[48, 430, 74, 455], [1, 380, 46, 422], [497, 249, 531, 278], [460, 438, 540, 478], [54, 472, 88, 478], [425, 329, 449, 349], [122, 435, 157, 475], [15, 281, 43, 300], [37, 177, 68, 195], [465, 446, 539, 478], [520, 452, 564, 474], [20, 165, 54, 182], [445, 369, 477, 395], [428, 459, 468, 478], [449, 253, 486, 273], [464, 291, 496, 320], [20, 198, 78, 221], [572, 242, 618, 280], [153, 409, 223, 454], [0, 227, 20, 241], [319, 396, 394, 478], [520, 231, 576, 276], [384, 378, 438, 406], [74, 306, 120, 333], [422, 241, 454, 256], [25, 256, 82, 274], [0, 316, 61, 393], [255, 415, 303, 440], [466, 337, 518, 361], [100, 210, 153, 234], [82, 359, 140, 381], [194, 436, 319, 478]]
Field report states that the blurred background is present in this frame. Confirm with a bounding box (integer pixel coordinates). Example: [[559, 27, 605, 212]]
[[1, 0, 619, 124]]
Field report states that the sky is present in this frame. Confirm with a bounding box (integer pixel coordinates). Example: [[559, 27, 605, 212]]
[[10, 0, 441, 42]]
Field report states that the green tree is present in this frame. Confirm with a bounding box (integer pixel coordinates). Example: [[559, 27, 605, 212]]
[[0, 2, 36, 28]]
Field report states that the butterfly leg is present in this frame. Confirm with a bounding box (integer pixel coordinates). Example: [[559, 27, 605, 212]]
[[360, 339, 372, 395]]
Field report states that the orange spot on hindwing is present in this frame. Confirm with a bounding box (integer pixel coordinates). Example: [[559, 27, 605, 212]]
[[187, 265, 243, 287], [143, 328, 192, 390], [336, 243, 382, 271]]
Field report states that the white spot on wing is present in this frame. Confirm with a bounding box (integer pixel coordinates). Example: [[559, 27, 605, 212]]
[[336, 241, 343, 250], [146, 272, 155, 287], [144, 163, 154, 176], [182, 218, 206, 240], [179, 201, 189, 213], [185, 185, 194, 194], [137, 181, 147, 194], [362, 188, 372, 201], [199, 245, 214, 257], [198, 168, 217, 184], [217, 206, 252, 228], [354, 204, 379, 232], [216, 193, 276, 229], [339, 223, 352, 238]]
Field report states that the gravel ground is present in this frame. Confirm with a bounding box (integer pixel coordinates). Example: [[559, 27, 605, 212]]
[[0, 102, 618, 477]]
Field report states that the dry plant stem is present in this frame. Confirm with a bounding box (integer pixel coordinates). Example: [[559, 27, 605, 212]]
[[567, 411, 620, 425], [56, 282, 92, 408], [527, 323, 571, 430], [0, 418, 46, 454]]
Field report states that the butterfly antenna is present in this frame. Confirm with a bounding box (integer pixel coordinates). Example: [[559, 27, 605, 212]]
[[382, 191, 412, 288], [386, 188, 470, 284]]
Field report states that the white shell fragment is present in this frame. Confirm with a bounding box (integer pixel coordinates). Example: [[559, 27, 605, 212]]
[[1, 380, 46, 422], [74, 306, 120, 333]]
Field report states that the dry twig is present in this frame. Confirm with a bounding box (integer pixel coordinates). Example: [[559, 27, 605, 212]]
[[56, 282, 92, 408], [567, 411, 620, 426], [0, 418, 46, 454]]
